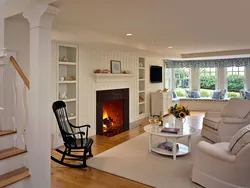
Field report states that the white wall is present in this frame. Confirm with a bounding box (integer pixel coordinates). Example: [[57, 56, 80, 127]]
[[4, 16, 30, 77], [51, 43, 164, 147]]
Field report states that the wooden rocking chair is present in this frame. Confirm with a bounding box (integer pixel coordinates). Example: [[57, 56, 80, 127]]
[[51, 101, 93, 168]]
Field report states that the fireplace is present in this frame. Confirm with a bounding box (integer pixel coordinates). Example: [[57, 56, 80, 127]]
[[96, 88, 129, 136]]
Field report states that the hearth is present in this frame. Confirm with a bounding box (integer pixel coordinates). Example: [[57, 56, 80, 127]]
[[96, 89, 129, 136]]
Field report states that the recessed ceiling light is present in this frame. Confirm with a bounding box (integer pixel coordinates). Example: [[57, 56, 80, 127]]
[[126, 33, 132, 36], [168, 46, 173, 49], [152, 41, 155, 43]]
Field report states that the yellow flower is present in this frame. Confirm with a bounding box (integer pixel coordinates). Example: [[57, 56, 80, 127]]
[[176, 106, 183, 111], [168, 108, 172, 114], [179, 112, 186, 118]]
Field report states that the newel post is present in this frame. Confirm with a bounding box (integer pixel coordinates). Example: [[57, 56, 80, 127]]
[[23, 3, 59, 188]]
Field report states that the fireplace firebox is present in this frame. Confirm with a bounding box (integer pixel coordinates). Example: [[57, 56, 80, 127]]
[[96, 88, 129, 136]]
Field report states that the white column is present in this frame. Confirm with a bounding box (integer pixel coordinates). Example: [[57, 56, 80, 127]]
[[245, 67, 250, 90], [217, 68, 226, 90], [190, 68, 200, 91], [23, 4, 59, 188]]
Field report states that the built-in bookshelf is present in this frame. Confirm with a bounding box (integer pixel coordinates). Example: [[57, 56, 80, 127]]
[[57, 44, 78, 125], [139, 57, 146, 117]]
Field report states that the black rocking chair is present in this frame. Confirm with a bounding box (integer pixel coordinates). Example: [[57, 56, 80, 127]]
[[51, 100, 93, 168]]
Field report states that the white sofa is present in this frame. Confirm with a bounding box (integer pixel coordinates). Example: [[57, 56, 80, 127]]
[[201, 98, 250, 142], [192, 141, 250, 188]]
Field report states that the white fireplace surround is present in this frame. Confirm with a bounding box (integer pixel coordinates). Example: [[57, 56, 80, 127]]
[[93, 73, 136, 128]]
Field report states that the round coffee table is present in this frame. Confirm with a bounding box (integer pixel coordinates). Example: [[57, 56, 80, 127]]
[[144, 123, 198, 160]]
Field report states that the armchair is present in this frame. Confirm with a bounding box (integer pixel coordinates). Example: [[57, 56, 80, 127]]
[[192, 141, 250, 188], [201, 98, 250, 142]]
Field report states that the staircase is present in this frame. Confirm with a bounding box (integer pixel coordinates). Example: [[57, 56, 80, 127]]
[[0, 131, 30, 187], [0, 54, 31, 187]]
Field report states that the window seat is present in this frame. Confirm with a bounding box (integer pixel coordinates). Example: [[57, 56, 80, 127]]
[[177, 98, 229, 112]]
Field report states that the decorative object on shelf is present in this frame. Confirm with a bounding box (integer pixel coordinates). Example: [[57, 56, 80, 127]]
[[163, 88, 168, 92], [67, 76, 75, 81], [139, 96, 144, 102], [94, 69, 102, 73], [122, 70, 130, 74], [168, 104, 190, 129], [61, 56, 68, 62], [158, 141, 179, 151], [139, 62, 144, 68], [60, 77, 65, 81], [60, 92, 68, 99], [110, 60, 121, 74], [102, 69, 110, 74], [69, 112, 75, 117]]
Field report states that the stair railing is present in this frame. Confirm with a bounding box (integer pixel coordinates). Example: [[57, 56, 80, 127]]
[[0, 55, 29, 150]]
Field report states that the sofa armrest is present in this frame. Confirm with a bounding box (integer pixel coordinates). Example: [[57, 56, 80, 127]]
[[197, 141, 236, 163], [205, 111, 222, 118], [223, 117, 250, 124]]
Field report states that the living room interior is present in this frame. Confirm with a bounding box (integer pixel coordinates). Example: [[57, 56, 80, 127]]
[[1, 0, 250, 188]]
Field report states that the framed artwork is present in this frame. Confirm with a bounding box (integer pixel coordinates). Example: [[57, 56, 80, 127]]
[[110, 60, 121, 74]]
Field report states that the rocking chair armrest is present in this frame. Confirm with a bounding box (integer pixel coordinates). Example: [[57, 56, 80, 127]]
[[70, 124, 91, 129], [65, 131, 85, 136]]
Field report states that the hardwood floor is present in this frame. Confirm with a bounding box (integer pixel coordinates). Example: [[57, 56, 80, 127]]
[[51, 113, 204, 188]]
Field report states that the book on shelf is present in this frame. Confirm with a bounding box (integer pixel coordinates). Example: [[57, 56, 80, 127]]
[[161, 127, 180, 134], [157, 142, 179, 152]]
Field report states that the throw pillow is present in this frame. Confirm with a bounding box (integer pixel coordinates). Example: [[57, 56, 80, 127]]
[[212, 91, 220, 99], [172, 91, 177, 98], [245, 91, 250, 100], [228, 124, 250, 155], [191, 90, 200, 98], [185, 89, 191, 98]]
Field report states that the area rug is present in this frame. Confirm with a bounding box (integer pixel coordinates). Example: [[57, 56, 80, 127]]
[[87, 131, 207, 188]]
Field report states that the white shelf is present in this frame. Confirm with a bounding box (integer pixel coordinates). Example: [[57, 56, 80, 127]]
[[138, 57, 146, 117], [139, 79, 145, 81], [59, 62, 76, 66], [58, 80, 76, 84], [139, 102, 145, 105], [139, 90, 145, 93], [93, 73, 135, 82], [61, 98, 76, 102], [139, 67, 145, 70], [68, 116, 76, 120]]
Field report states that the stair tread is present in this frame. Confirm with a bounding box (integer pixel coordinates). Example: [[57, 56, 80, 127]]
[[0, 167, 30, 187], [0, 130, 17, 136], [0, 147, 26, 160]]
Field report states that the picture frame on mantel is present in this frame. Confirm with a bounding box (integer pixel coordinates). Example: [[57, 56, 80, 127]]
[[110, 60, 121, 74]]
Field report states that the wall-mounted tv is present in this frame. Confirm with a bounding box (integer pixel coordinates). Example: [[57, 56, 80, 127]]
[[150, 66, 162, 83]]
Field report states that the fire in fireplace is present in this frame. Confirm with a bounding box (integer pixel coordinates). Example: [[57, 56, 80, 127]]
[[102, 99, 123, 137], [96, 88, 129, 136]]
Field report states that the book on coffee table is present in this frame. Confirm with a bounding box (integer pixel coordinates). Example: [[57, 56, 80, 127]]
[[161, 128, 180, 134], [157, 142, 179, 152]]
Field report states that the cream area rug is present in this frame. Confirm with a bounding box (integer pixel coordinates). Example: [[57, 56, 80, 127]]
[[87, 132, 208, 188]]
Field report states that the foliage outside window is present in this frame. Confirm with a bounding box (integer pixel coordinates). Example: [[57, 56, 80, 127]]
[[226, 67, 244, 98], [174, 68, 190, 97], [199, 68, 216, 97]]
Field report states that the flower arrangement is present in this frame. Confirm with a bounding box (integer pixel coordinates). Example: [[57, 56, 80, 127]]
[[168, 104, 190, 118]]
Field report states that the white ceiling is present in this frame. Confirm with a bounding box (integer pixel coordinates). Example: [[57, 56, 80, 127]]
[[52, 0, 250, 57]]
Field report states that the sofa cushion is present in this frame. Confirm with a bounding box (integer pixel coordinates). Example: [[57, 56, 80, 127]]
[[228, 124, 250, 155], [203, 117, 222, 130], [212, 91, 220, 99], [172, 91, 177, 98]]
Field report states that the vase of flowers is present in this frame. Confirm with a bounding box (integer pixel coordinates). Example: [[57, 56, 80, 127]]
[[168, 104, 190, 128]]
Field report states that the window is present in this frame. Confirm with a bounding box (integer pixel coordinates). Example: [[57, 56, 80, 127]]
[[200, 68, 216, 97], [174, 68, 190, 97], [226, 67, 245, 98]]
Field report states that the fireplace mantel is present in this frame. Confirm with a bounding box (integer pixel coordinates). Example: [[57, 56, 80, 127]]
[[93, 73, 135, 83]]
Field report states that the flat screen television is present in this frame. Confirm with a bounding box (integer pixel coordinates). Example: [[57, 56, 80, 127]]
[[150, 66, 162, 83]]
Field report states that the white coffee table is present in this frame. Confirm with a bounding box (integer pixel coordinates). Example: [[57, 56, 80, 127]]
[[144, 123, 198, 160]]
